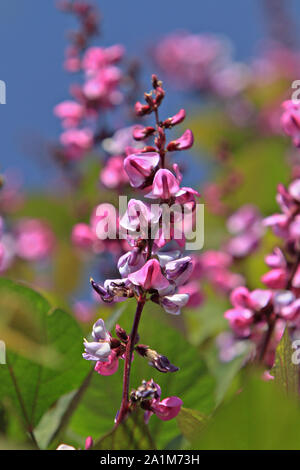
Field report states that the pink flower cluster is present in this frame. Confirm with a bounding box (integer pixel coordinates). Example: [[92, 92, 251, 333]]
[[0, 216, 55, 273], [54, 2, 125, 162], [82, 76, 201, 424], [225, 205, 264, 259], [153, 32, 249, 97], [72, 202, 128, 256], [223, 114, 300, 368]]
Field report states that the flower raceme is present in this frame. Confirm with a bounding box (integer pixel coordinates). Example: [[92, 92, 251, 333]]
[[222, 110, 300, 370], [82, 75, 199, 426]]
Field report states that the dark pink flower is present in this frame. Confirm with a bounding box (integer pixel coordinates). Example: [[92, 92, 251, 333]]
[[128, 259, 169, 292], [60, 128, 93, 160], [124, 152, 160, 188], [224, 308, 254, 337], [15, 219, 55, 261], [146, 169, 180, 200], [54, 100, 84, 128], [261, 268, 288, 289], [95, 350, 119, 376], [71, 223, 95, 249], [281, 100, 300, 147], [151, 396, 182, 421], [163, 109, 186, 127], [167, 129, 194, 151], [100, 155, 128, 189]]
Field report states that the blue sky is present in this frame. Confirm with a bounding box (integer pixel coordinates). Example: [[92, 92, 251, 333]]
[[0, 0, 299, 188]]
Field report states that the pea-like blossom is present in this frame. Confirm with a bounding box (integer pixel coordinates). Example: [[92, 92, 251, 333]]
[[145, 169, 180, 200], [159, 293, 189, 315], [128, 259, 169, 292], [124, 152, 160, 188]]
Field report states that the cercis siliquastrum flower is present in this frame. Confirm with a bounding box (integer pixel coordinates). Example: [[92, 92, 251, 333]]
[[83, 75, 201, 426]]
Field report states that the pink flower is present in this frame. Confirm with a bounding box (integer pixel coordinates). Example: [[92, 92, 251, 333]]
[[281, 100, 300, 147], [128, 259, 169, 292], [159, 293, 189, 315], [265, 248, 286, 268], [179, 281, 204, 308], [224, 308, 254, 337], [60, 128, 93, 160], [118, 249, 146, 277], [85, 437, 93, 450], [54, 100, 84, 128], [100, 155, 128, 189], [163, 109, 186, 127], [71, 223, 95, 249], [146, 169, 180, 200], [15, 219, 55, 261], [64, 45, 81, 72], [167, 129, 194, 151], [261, 268, 288, 289], [292, 264, 300, 288], [124, 152, 160, 188], [165, 256, 194, 285], [120, 199, 161, 244], [95, 350, 119, 376], [82, 47, 108, 72], [132, 125, 155, 141], [151, 396, 182, 421]]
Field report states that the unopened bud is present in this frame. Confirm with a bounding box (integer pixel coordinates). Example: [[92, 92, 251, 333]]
[[154, 87, 165, 107], [135, 101, 151, 116], [152, 74, 162, 89], [110, 337, 121, 349], [115, 324, 129, 342], [136, 345, 179, 373]]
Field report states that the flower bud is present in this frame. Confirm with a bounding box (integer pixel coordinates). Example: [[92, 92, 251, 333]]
[[115, 324, 129, 342], [132, 126, 155, 141], [159, 293, 189, 315], [163, 109, 186, 128], [165, 256, 193, 286], [135, 101, 151, 116], [167, 129, 194, 151], [136, 345, 179, 373]]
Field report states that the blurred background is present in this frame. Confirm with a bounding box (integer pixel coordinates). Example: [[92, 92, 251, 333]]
[[1, 0, 300, 451], [1, 0, 300, 187]]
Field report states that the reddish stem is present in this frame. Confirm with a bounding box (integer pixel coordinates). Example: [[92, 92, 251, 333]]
[[115, 296, 146, 425]]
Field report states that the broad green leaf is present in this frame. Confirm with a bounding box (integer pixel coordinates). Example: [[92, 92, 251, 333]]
[[271, 329, 298, 397], [93, 411, 155, 450], [192, 375, 300, 450], [0, 278, 90, 436], [176, 407, 207, 443], [68, 301, 215, 450]]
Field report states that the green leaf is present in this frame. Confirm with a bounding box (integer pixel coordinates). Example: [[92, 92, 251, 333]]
[[0, 278, 90, 436], [93, 411, 155, 450], [192, 374, 300, 450], [68, 301, 215, 450], [224, 137, 289, 215], [271, 329, 298, 397], [176, 407, 207, 443]]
